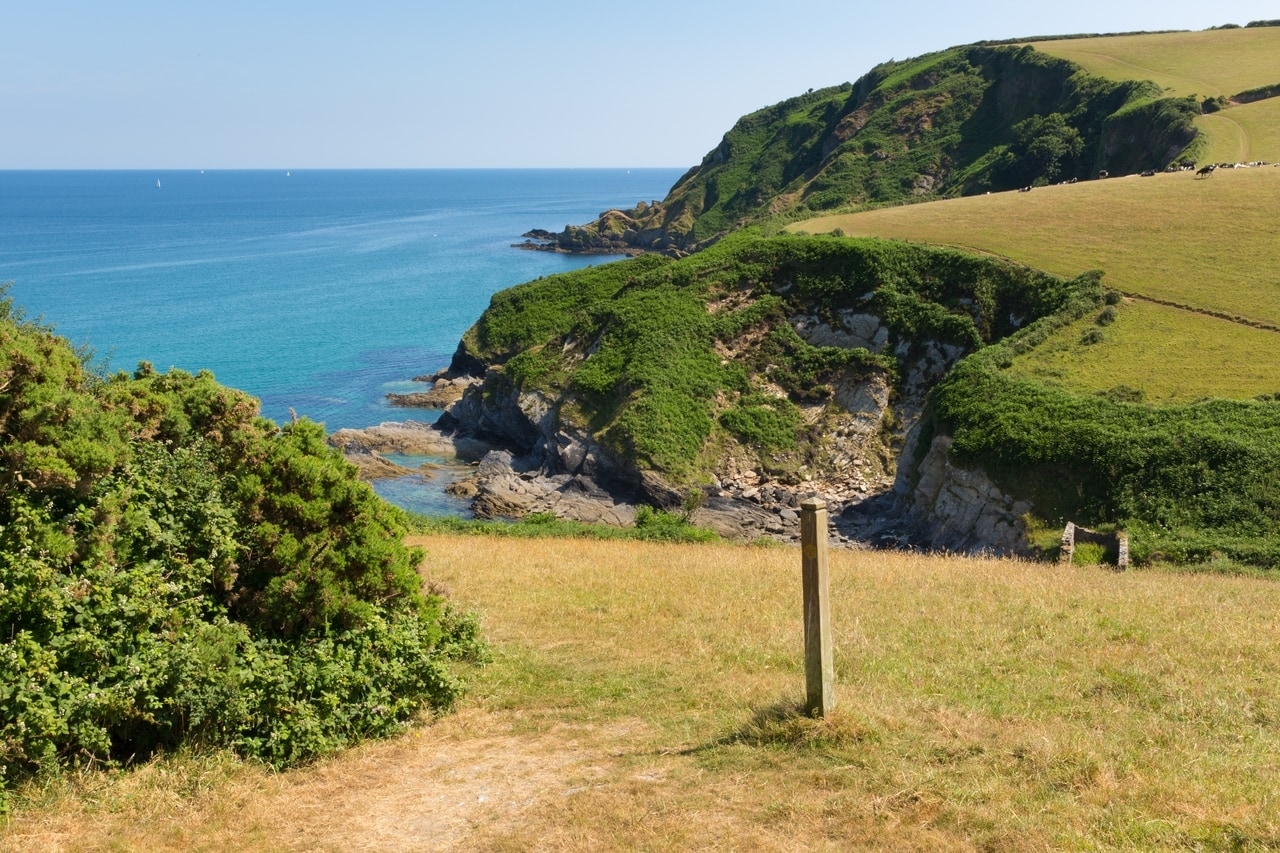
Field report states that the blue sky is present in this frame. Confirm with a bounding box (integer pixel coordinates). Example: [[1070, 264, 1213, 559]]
[[3, 1, 1276, 169]]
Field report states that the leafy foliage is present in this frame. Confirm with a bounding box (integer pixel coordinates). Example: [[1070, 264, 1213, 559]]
[[0, 294, 479, 803], [457, 233, 1079, 481], [720, 394, 802, 449], [998, 113, 1085, 186]]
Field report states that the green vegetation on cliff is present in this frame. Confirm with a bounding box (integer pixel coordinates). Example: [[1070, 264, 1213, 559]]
[[459, 232, 1081, 479], [0, 294, 480, 804], [932, 329, 1280, 568], [542, 42, 1202, 255]]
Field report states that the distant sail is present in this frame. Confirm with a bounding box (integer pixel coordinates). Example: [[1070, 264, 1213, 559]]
[[156, 179, 161, 189]]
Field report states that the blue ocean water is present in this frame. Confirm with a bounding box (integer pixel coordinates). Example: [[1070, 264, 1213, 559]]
[[0, 168, 683, 513]]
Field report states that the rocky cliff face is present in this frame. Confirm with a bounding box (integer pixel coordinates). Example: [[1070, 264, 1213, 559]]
[[896, 434, 1031, 555], [429, 308, 990, 548], [381, 232, 1085, 554]]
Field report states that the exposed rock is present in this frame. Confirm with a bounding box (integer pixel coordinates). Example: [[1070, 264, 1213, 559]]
[[463, 450, 638, 527], [901, 435, 1030, 555], [388, 370, 481, 409], [792, 312, 890, 353], [337, 443, 421, 480], [328, 420, 492, 461], [389, 307, 1022, 553]]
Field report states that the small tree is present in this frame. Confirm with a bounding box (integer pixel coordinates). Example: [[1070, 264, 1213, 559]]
[[999, 113, 1085, 186]]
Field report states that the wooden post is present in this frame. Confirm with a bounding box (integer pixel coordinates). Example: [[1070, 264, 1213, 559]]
[[799, 498, 835, 716]]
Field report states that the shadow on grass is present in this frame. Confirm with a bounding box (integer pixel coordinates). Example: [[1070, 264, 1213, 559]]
[[681, 698, 878, 755]]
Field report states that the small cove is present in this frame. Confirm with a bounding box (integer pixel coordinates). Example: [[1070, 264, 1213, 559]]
[[0, 168, 683, 516]]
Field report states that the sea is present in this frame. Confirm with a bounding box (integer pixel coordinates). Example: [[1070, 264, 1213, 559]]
[[0, 168, 684, 514]]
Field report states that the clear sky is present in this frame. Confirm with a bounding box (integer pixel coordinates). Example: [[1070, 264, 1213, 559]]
[[3, 1, 1277, 169]]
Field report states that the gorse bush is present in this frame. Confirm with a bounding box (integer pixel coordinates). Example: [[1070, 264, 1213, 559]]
[[0, 293, 480, 804]]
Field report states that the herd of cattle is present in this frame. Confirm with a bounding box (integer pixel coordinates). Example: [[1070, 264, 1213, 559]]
[[1013, 160, 1273, 193], [1183, 160, 1275, 178]]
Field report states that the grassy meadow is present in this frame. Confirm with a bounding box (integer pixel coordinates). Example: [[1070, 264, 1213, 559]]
[[1030, 28, 1280, 100], [1005, 298, 1280, 403], [5, 535, 1280, 851], [795, 167, 1280, 401], [1032, 28, 1280, 165], [1196, 97, 1280, 164]]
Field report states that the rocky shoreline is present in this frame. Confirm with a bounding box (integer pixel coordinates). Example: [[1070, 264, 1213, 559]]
[[329, 362, 1030, 554]]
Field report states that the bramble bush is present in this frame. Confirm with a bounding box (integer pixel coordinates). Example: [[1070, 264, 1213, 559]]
[[0, 293, 483, 807]]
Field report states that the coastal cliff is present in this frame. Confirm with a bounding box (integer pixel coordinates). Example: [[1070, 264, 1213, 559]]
[[519, 43, 1197, 257], [340, 232, 1085, 551]]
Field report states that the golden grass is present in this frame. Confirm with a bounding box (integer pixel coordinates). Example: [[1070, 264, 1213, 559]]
[[793, 168, 1280, 398], [1030, 29, 1280, 99], [10, 535, 1280, 850]]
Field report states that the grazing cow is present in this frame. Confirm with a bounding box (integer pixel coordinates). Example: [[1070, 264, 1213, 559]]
[[1098, 170, 1110, 179], [1196, 164, 1216, 178]]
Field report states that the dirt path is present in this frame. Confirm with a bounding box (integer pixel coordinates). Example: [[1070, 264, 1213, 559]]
[[2, 710, 637, 853]]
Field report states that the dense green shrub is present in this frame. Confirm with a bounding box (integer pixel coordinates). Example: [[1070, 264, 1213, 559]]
[[0, 295, 480, 803], [720, 394, 803, 449]]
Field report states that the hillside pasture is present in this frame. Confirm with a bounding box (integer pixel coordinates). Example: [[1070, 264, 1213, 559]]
[[794, 167, 1280, 400], [1195, 96, 1280, 164], [1030, 28, 1280, 100], [6, 535, 1280, 851], [1031, 28, 1280, 164], [1003, 298, 1280, 404]]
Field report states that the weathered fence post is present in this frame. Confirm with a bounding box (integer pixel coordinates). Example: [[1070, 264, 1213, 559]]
[[800, 498, 835, 717]]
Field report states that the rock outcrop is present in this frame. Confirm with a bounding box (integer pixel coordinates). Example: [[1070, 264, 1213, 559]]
[[897, 434, 1030, 555], [386, 369, 481, 409]]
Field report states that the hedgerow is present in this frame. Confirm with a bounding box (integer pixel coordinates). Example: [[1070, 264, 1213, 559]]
[[933, 328, 1280, 568], [0, 294, 481, 806]]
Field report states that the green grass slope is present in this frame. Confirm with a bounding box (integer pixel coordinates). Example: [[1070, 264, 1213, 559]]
[[1031, 28, 1280, 99], [1032, 28, 1280, 162], [792, 166, 1280, 565], [798, 166, 1280, 400], [1196, 96, 1280, 163], [799, 167, 1280, 332]]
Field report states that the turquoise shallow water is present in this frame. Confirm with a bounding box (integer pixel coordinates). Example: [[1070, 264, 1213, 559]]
[[0, 168, 683, 513]]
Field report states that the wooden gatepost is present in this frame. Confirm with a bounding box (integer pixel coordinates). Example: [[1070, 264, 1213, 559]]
[[799, 499, 835, 716]]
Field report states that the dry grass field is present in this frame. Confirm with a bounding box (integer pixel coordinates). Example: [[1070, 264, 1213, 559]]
[[795, 167, 1280, 401], [6, 535, 1280, 851]]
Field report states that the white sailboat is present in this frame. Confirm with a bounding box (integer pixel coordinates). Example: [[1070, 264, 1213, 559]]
[[156, 178, 161, 189]]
